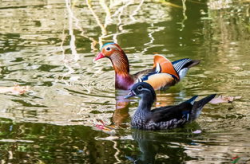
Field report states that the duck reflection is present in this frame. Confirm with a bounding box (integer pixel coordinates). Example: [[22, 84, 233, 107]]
[[127, 128, 196, 163], [112, 89, 130, 126]]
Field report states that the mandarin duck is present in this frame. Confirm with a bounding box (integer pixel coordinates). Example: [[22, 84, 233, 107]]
[[94, 43, 200, 90], [125, 82, 216, 130]]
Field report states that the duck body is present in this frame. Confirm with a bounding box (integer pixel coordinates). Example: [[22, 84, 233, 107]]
[[125, 82, 216, 130], [95, 43, 200, 90]]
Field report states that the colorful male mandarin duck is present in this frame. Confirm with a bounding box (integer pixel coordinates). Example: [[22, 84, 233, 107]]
[[94, 43, 200, 90], [125, 82, 216, 130]]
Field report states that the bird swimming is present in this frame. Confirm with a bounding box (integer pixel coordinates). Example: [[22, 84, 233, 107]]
[[125, 82, 216, 130], [94, 43, 200, 90]]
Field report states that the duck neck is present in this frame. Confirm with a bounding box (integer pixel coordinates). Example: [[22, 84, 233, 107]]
[[137, 94, 155, 112], [115, 74, 134, 90], [110, 51, 130, 77], [110, 51, 134, 89]]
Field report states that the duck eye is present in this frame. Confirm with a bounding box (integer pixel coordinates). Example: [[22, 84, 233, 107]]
[[137, 86, 143, 91], [106, 47, 111, 51]]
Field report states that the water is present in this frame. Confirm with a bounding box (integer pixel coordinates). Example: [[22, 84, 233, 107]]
[[0, 0, 250, 163]]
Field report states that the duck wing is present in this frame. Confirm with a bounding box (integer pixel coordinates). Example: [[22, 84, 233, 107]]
[[133, 55, 179, 80], [153, 55, 179, 79], [133, 56, 199, 90], [148, 103, 192, 123], [148, 96, 198, 123], [149, 94, 216, 124], [134, 55, 179, 90], [132, 68, 155, 80], [138, 73, 176, 90]]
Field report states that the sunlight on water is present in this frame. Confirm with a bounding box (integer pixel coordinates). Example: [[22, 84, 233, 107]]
[[0, 0, 249, 163]]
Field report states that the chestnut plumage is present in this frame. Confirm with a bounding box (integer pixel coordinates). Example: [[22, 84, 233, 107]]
[[95, 43, 200, 90]]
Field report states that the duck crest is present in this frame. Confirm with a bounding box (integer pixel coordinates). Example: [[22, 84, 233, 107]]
[[101, 43, 114, 50]]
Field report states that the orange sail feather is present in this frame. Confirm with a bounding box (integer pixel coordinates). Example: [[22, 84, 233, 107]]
[[153, 55, 179, 80]]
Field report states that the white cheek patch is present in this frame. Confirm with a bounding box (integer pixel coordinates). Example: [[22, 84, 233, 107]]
[[110, 45, 120, 51]]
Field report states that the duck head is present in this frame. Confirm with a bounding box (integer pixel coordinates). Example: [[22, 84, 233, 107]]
[[94, 43, 130, 74], [94, 43, 133, 89], [94, 43, 126, 60], [125, 82, 156, 102]]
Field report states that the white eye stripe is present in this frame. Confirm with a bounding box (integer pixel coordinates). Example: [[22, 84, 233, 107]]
[[140, 88, 151, 92], [106, 45, 120, 51]]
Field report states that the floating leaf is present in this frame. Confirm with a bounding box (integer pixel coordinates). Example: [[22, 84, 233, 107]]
[[0, 85, 30, 95], [209, 95, 241, 104]]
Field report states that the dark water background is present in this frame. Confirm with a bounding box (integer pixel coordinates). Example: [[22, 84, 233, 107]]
[[0, 0, 250, 163]]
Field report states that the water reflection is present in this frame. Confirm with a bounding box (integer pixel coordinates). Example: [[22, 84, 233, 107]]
[[0, 0, 250, 163], [128, 128, 250, 163], [112, 90, 130, 126], [128, 129, 195, 163]]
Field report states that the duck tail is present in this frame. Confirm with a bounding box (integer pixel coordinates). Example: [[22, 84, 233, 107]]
[[185, 60, 200, 69], [190, 94, 216, 121], [186, 95, 199, 105], [172, 59, 200, 80]]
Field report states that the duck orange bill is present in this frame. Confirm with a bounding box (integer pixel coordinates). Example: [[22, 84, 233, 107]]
[[124, 90, 136, 99], [94, 52, 105, 61]]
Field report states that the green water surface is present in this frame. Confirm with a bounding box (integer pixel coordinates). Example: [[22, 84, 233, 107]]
[[0, 0, 250, 163]]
